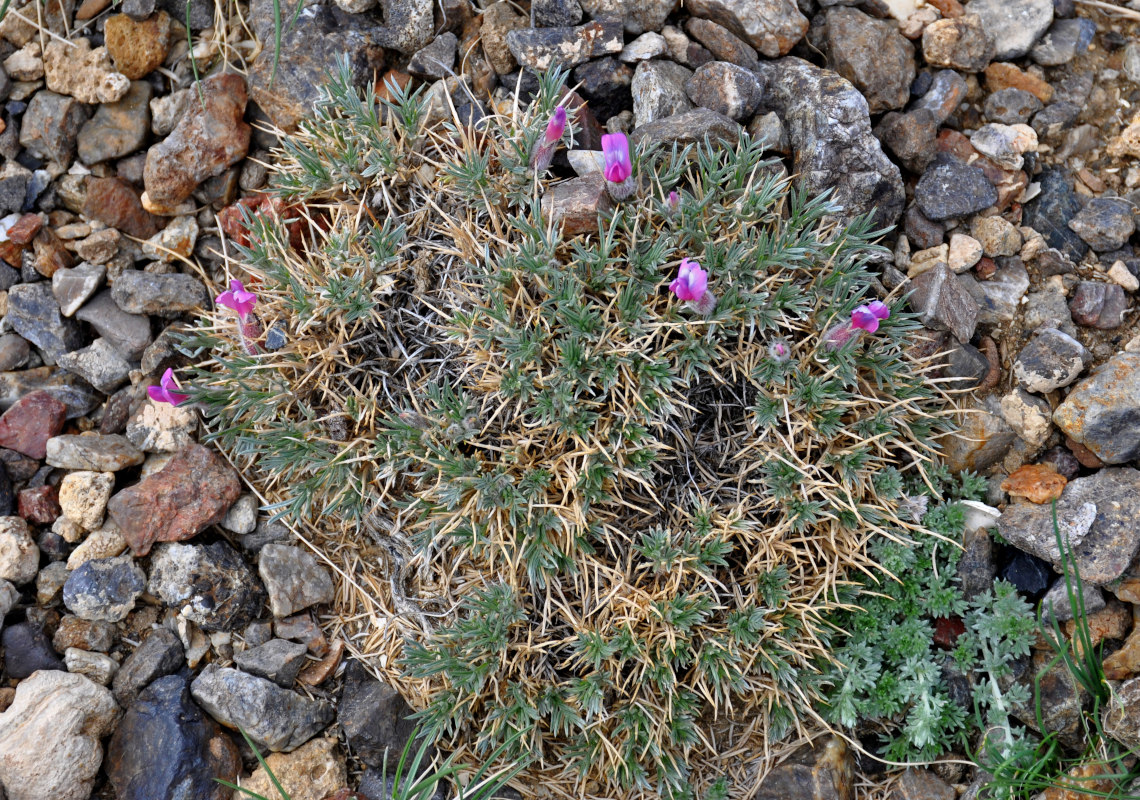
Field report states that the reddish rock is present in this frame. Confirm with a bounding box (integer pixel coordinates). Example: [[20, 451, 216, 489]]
[[18, 485, 61, 524], [5, 214, 43, 246], [107, 444, 240, 556], [32, 227, 74, 278], [933, 616, 966, 650], [217, 195, 305, 250], [83, 177, 158, 240], [144, 74, 251, 206], [1066, 436, 1104, 469], [0, 390, 68, 459]]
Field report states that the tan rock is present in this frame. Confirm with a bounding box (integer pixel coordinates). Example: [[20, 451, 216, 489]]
[[907, 243, 949, 278], [1103, 625, 1140, 681], [58, 471, 115, 531], [66, 524, 128, 570], [42, 38, 129, 104], [947, 233, 982, 273], [1108, 113, 1140, 159], [125, 398, 196, 453], [984, 62, 1053, 103], [0, 671, 121, 800], [0, 517, 39, 585], [1108, 261, 1139, 293], [239, 737, 346, 800]]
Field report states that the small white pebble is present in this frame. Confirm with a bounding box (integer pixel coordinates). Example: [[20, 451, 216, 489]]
[[1108, 260, 1140, 292]]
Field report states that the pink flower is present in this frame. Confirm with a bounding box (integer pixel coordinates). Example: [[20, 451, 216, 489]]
[[768, 339, 791, 362], [601, 132, 631, 184], [543, 106, 566, 146], [851, 301, 890, 333], [669, 258, 708, 302], [216, 279, 257, 321], [147, 368, 188, 406], [666, 190, 680, 213]]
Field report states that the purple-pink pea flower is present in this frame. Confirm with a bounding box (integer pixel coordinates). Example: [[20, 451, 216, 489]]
[[147, 368, 188, 406], [544, 106, 566, 146], [531, 107, 566, 172], [669, 258, 708, 302], [216, 279, 257, 322], [768, 339, 791, 362], [601, 132, 632, 184], [666, 190, 680, 213], [850, 300, 890, 333]]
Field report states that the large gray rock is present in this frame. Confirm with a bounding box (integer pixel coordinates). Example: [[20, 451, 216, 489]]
[[6, 282, 86, 362], [631, 60, 693, 127], [754, 57, 904, 229], [1053, 353, 1140, 465], [824, 7, 914, 113], [577, 0, 677, 35], [258, 543, 334, 619], [337, 659, 417, 769], [1013, 327, 1088, 393], [966, 0, 1053, 60], [246, 0, 388, 131], [62, 555, 146, 622], [997, 468, 1140, 586], [506, 19, 623, 71], [190, 664, 334, 752], [685, 0, 807, 57], [0, 670, 121, 800]]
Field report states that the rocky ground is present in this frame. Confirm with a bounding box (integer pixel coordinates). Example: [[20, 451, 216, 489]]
[[0, 0, 1137, 798]]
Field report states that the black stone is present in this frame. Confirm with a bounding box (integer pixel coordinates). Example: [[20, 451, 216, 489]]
[[2, 622, 65, 679], [0, 461, 12, 517], [338, 659, 419, 769], [573, 57, 633, 122], [112, 627, 185, 708], [915, 160, 998, 222], [1021, 169, 1089, 262], [107, 674, 240, 800], [999, 550, 1053, 601]]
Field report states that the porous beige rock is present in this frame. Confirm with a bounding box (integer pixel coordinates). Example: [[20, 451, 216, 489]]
[[0, 516, 39, 585], [42, 38, 129, 104], [66, 523, 128, 570], [58, 471, 115, 531]]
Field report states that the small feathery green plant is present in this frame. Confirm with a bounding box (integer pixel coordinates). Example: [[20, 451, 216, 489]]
[[186, 63, 957, 798], [822, 470, 1037, 764]]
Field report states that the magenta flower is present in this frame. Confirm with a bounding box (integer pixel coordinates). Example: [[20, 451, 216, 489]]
[[851, 301, 891, 333], [666, 190, 680, 213], [147, 368, 188, 406], [216, 279, 257, 321], [544, 106, 566, 146], [601, 133, 631, 183], [531, 106, 567, 171], [669, 258, 708, 302]]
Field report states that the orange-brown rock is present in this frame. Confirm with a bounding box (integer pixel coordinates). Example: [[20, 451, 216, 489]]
[[1064, 600, 1131, 656], [1001, 464, 1067, 504], [984, 62, 1053, 103], [104, 12, 171, 80], [1103, 625, 1140, 681]]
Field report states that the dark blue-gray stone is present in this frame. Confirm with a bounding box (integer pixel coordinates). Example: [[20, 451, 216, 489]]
[[2, 622, 65, 678], [914, 160, 997, 221], [106, 674, 240, 800], [1022, 169, 1089, 262]]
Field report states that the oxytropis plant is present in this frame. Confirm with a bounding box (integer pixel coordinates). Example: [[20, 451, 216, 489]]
[[183, 64, 953, 798]]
